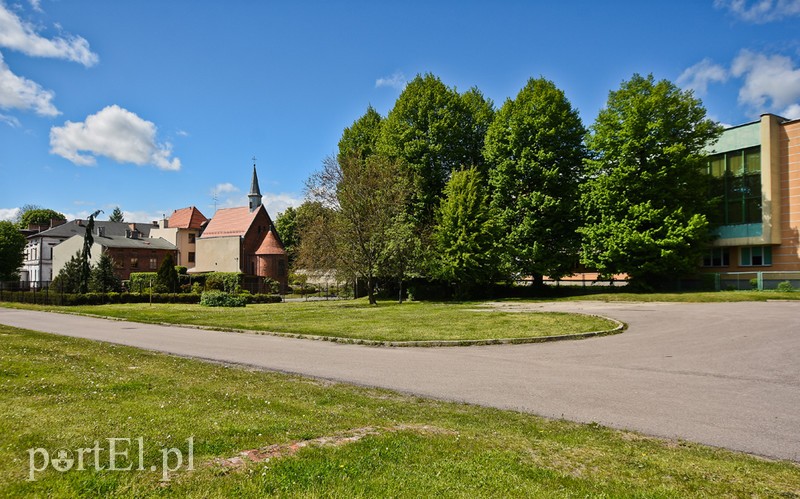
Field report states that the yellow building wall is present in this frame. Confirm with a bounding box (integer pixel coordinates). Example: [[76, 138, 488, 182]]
[[192, 237, 241, 273]]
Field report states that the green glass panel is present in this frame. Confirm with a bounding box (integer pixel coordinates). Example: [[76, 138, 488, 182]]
[[728, 152, 743, 176], [744, 147, 760, 174], [764, 246, 772, 265], [740, 247, 751, 266], [709, 156, 725, 177]]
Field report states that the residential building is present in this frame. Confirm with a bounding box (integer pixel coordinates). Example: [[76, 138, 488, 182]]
[[52, 224, 178, 281], [150, 206, 208, 269], [191, 165, 289, 292], [702, 113, 800, 281], [22, 220, 155, 285]]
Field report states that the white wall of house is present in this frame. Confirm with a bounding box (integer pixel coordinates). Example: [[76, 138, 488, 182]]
[[192, 237, 241, 273], [51, 236, 103, 279], [21, 235, 68, 283]]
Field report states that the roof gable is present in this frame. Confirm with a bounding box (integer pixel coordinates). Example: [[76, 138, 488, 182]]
[[201, 206, 261, 238], [168, 206, 208, 229], [255, 229, 286, 255]]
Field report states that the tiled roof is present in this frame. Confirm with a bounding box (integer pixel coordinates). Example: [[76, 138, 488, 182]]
[[255, 229, 286, 255], [97, 235, 177, 250], [201, 207, 259, 238], [168, 206, 208, 229], [28, 220, 155, 240]]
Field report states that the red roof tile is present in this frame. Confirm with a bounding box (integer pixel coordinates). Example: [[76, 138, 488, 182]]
[[255, 230, 286, 255], [201, 207, 259, 238], [168, 206, 208, 229]]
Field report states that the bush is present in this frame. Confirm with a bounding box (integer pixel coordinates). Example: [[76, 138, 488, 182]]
[[776, 280, 795, 292], [749, 278, 759, 290], [191, 282, 203, 294], [129, 272, 159, 293], [0, 290, 201, 305], [205, 272, 241, 293], [200, 290, 247, 307], [240, 293, 282, 304]]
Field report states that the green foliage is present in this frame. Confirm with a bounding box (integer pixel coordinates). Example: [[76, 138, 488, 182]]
[[338, 105, 384, 164], [79, 210, 103, 293], [378, 73, 493, 225], [300, 154, 410, 304], [52, 252, 83, 293], [89, 253, 121, 293], [433, 168, 501, 295], [16, 207, 65, 229], [485, 77, 587, 284], [276, 203, 327, 268], [109, 206, 124, 222], [205, 272, 241, 293], [175, 266, 188, 275], [0, 221, 25, 281], [579, 74, 723, 288], [191, 282, 203, 294], [263, 277, 280, 294], [128, 272, 158, 292], [156, 253, 179, 293], [200, 290, 247, 307], [776, 280, 794, 292]]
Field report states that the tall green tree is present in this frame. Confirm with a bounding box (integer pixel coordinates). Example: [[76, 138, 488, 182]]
[[109, 207, 124, 222], [16, 207, 65, 229], [156, 253, 179, 293], [300, 154, 409, 305], [579, 74, 723, 289], [0, 221, 26, 281], [484, 77, 587, 285], [79, 210, 103, 293], [338, 105, 384, 164], [378, 73, 493, 226], [90, 253, 121, 292], [434, 168, 501, 297]]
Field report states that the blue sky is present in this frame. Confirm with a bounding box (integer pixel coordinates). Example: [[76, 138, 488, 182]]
[[2, 0, 800, 224]]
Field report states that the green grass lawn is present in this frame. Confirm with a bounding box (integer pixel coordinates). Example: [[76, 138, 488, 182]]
[[1, 324, 798, 497], [0, 300, 617, 343]]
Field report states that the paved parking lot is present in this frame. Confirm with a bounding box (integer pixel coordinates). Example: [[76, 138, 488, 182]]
[[1, 300, 798, 461]]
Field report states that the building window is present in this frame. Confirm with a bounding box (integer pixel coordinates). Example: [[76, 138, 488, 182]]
[[188, 233, 196, 244], [740, 246, 772, 266], [708, 147, 761, 225], [702, 248, 730, 267], [188, 252, 195, 263], [150, 257, 158, 270], [130, 257, 138, 269]]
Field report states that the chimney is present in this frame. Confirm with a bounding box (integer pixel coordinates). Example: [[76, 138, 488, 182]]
[[50, 218, 66, 228], [97, 226, 105, 237]]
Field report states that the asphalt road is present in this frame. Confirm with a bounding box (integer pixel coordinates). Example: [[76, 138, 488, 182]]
[[1, 301, 798, 462]]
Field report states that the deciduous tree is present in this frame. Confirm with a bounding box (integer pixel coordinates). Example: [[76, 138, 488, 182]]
[[579, 74, 723, 288], [0, 221, 25, 281], [16, 207, 65, 229], [484, 77, 587, 285]]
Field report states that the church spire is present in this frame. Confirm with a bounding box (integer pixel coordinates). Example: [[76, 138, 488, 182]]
[[248, 161, 262, 212]]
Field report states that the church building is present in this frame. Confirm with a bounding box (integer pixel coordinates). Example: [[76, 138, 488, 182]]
[[191, 165, 289, 292]]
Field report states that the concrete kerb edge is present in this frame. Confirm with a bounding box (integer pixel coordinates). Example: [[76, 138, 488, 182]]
[[30, 309, 627, 348]]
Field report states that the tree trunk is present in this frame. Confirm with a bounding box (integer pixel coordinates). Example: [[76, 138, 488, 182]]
[[367, 275, 377, 305], [532, 273, 544, 288]]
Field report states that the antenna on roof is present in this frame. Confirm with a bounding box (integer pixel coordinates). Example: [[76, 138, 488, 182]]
[[212, 189, 218, 213]]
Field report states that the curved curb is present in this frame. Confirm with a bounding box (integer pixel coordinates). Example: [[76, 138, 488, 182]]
[[19, 308, 627, 348]]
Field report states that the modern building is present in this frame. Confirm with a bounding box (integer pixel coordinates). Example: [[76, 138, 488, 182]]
[[150, 206, 208, 269], [702, 114, 800, 282], [191, 165, 289, 292], [22, 220, 156, 285], [52, 223, 178, 281]]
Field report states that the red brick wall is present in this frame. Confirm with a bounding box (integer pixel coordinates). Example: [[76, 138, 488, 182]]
[[106, 248, 178, 280]]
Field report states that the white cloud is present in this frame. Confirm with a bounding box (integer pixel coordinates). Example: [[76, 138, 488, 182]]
[[782, 103, 800, 119], [0, 3, 97, 66], [49, 105, 181, 170], [262, 193, 302, 217], [28, 0, 43, 13], [176, 129, 189, 137], [731, 49, 800, 117], [715, 0, 800, 22], [677, 58, 728, 95], [0, 51, 58, 116], [0, 112, 21, 127], [375, 71, 407, 90], [212, 182, 239, 194], [0, 207, 20, 221]]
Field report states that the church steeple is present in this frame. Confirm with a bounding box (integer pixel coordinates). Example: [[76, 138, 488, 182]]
[[248, 162, 262, 212]]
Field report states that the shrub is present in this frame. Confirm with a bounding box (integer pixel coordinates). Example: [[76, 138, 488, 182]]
[[749, 278, 759, 290], [191, 282, 203, 294], [776, 280, 795, 293], [129, 272, 158, 293], [200, 290, 247, 307], [205, 272, 241, 293]]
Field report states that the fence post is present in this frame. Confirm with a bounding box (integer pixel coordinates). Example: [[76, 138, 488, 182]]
[[757, 272, 764, 291]]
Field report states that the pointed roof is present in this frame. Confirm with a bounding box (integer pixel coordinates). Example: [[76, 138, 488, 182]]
[[167, 206, 208, 229], [200, 206, 261, 238], [249, 165, 261, 196], [255, 229, 286, 255]]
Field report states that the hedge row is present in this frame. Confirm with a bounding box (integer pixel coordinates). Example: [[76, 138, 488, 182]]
[[0, 291, 282, 306]]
